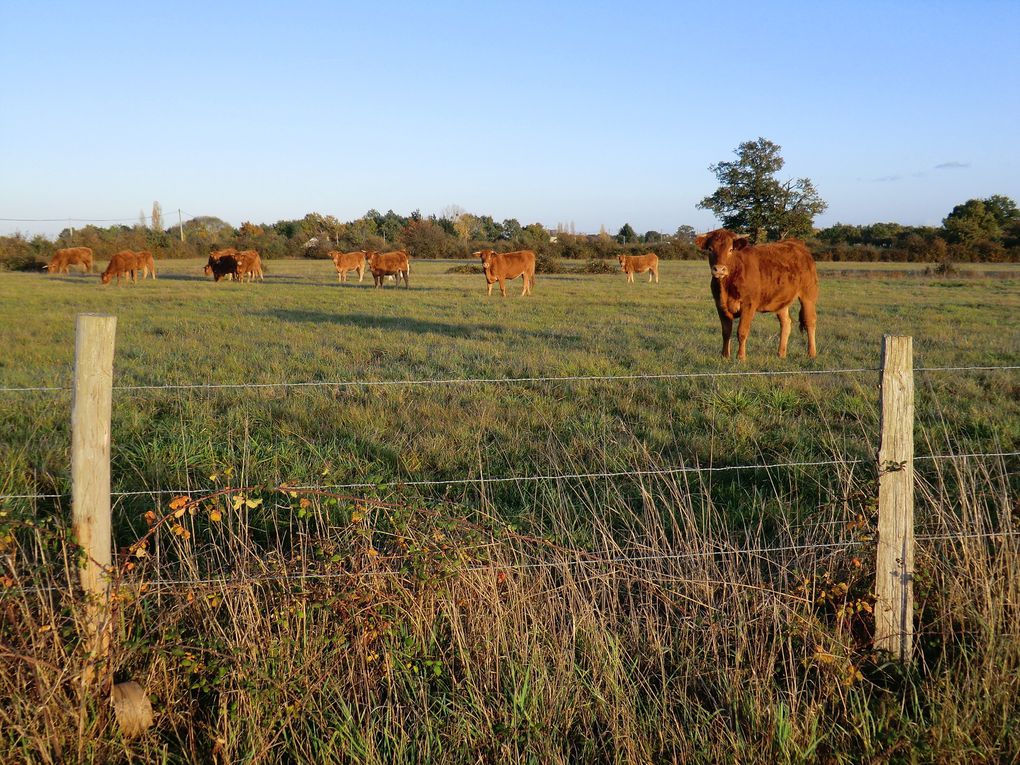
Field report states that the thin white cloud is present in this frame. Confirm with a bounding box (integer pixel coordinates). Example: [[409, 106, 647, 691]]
[[934, 161, 970, 169]]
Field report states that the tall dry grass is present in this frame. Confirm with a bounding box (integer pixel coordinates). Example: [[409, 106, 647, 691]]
[[1, 454, 1017, 763]]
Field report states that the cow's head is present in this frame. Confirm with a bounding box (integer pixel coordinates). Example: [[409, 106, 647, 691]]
[[617, 254, 627, 268], [100, 271, 112, 285], [203, 264, 213, 276], [475, 250, 496, 268], [696, 229, 749, 280]]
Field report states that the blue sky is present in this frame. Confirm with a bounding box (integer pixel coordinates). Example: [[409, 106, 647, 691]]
[[2, 0, 1018, 238]]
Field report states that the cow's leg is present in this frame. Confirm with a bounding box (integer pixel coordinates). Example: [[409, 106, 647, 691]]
[[777, 306, 792, 358], [718, 311, 733, 359], [627, 271, 634, 283], [736, 306, 756, 361], [648, 269, 653, 283], [403, 270, 409, 288], [801, 298, 818, 358], [499, 278, 507, 297], [653, 268, 659, 284]]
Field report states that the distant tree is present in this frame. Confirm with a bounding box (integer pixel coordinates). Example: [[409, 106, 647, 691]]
[[499, 218, 523, 242], [942, 199, 1001, 244], [673, 225, 697, 244], [697, 137, 827, 242], [942, 195, 1018, 245], [401, 219, 455, 259], [643, 230, 662, 243], [151, 201, 163, 232], [617, 223, 638, 243]]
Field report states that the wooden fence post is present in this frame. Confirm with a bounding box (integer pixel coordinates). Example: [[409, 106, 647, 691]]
[[71, 313, 117, 687], [875, 335, 914, 662]]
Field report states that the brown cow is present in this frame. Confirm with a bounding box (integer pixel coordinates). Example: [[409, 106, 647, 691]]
[[368, 250, 409, 288], [236, 250, 264, 283], [204, 253, 238, 281], [46, 246, 94, 274], [132, 250, 157, 280], [101, 251, 139, 285], [619, 252, 659, 283], [695, 229, 818, 360], [329, 250, 368, 283], [475, 250, 536, 296], [209, 248, 239, 262]]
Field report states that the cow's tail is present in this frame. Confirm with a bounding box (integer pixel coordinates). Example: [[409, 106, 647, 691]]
[[798, 303, 808, 334]]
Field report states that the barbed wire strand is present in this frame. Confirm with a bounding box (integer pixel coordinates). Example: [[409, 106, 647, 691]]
[[2, 450, 1016, 503], [7, 531, 1017, 597], [1, 363, 1017, 395]]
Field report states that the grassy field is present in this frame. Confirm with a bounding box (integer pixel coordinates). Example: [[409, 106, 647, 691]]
[[1, 257, 1019, 762]]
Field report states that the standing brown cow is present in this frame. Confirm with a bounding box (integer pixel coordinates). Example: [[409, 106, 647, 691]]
[[236, 250, 264, 283], [329, 250, 367, 283], [618, 253, 659, 283], [47, 247, 94, 274], [101, 251, 139, 285], [132, 250, 157, 280], [368, 250, 410, 288], [695, 229, 818, 360], [204, 253, 238, 281], [475, 250, 536, 296]]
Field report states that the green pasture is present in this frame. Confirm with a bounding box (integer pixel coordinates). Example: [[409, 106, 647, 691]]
[[1, 258, 1017, 534], [2, 258, 1020, 763]]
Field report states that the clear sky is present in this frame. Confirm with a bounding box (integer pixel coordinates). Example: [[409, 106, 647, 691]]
[[2, 0, 1018, 238]]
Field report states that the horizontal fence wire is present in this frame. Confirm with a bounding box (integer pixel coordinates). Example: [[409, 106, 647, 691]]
[[2, 451, 1017, 503], [1, 363, 1018, 395], [8, 531, 1018, 597]]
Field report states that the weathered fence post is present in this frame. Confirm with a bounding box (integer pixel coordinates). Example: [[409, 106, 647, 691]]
[[71, 313, 117, 688], [875, 335, 914, 662]]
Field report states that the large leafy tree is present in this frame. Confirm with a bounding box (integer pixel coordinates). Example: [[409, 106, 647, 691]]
[[698, 137, 827, 242], [942, 195, 1018, 244]]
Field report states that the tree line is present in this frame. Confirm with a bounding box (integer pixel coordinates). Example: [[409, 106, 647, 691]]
[[2, 138, 1017, 270]]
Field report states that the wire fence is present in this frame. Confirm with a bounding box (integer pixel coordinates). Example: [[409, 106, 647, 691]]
[[2, 451, 1017, 503], [9, 530, 1018, 598], [1, 363, 1018, 395]]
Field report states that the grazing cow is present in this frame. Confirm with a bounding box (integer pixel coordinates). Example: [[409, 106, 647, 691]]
[[329, 250, 368, 283], [101, 251, 139, 285], [204, 253, 238, 281], [46, 246, 94, 274], [236, 250, 264, 283], [619, 253, 659, 284], [695, 229, 818, 360], [209, 248, 239, 262], [474, 249, 536, 297], [368, 250, 410, 288], [132, 250, 157, 280]]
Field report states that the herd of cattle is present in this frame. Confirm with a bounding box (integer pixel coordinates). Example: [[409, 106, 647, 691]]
[[41, 230, 819, 358]]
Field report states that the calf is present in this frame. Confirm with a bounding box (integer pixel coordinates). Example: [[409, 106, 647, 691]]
[[47, 246, 94, 274], [368, 250, 410, 288], [695, 229, 818, 360], [475, 249, 536, 296], [330, 250, 367, 282], [619, 253, 659, 283], [236, 250, 264, 283], [132, 250, 157, 280], [101, 251, 139, 285]]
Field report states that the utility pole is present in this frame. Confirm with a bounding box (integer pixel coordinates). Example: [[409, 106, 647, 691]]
[[178, 209, 184, 242]]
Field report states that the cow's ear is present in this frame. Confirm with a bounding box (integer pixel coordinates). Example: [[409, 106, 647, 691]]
[[694, 233, 708, 249], [732, 237, 751, 251]]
